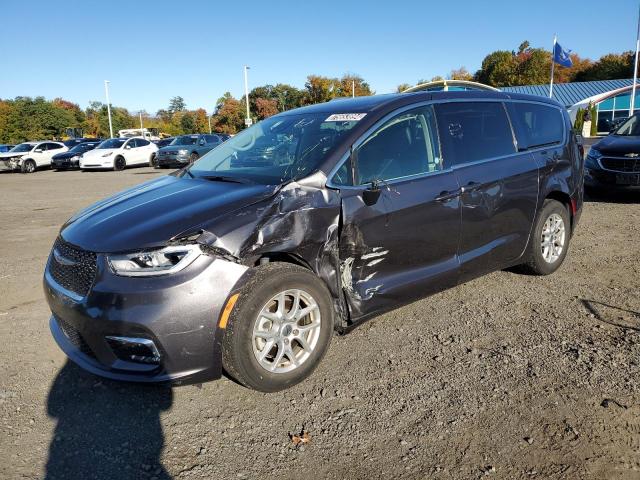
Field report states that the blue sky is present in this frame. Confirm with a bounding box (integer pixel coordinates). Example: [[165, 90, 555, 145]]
[[1, 0, 638, 113]]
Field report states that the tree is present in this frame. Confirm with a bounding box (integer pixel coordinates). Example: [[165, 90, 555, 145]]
[[168, 96, 186, 114], [475, 50, 519, 87], [210, 93, 245, 134], [194, 108, 209, 133], [255, 98, 278, 119], [180, 112, 196, 133], [396, 83, 412, 93], [335, 74, 373, 97], [304, 75, 339, 104], [573, 52, 634, 81], [449, 67, 473, 81]]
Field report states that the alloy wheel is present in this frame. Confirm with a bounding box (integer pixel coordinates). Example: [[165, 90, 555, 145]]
[[252, 289, 321, 374], [540, 213, 565, 263]]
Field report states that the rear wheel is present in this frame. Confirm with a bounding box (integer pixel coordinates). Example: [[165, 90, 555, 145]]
[[113, 156, 126, 171], [21, 159, 36, 174], [222, 263, 334, 392], [521, 199, 570, 275], [149, 153, 157, 167], [189, 152, 199, 164]]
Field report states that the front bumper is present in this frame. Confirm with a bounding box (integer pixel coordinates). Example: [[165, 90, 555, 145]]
[[157, 153, 189, 167], [585, 167, 640, 188], [0, 158, 21, 171], [44, 247, 248, 385], [81, 160, 113, 169], [53, 158, 80, 169]]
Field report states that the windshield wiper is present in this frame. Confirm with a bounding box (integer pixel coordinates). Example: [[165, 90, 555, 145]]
[[199, 175, 254, 184]]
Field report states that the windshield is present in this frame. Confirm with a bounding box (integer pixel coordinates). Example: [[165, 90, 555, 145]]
[[613, 115, 640, 136], [171, 135, 199, 146], [188, 113, 360, 184], [97, 138, 126, 149], [10, 143, 34, 153], [70, 143, 97, 152]]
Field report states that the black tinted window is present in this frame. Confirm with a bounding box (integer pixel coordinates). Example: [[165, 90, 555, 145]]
[[511, 103, 564, 149], [435, 102, 515, 166], [355, 105, 441, 184], [49, 143, 63, 150], [204, 135, 219, 144], [137, 139, 150, 146]]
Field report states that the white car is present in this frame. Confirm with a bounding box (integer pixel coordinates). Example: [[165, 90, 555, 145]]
[[0, 141, 68, 173], [80, 137, 158, 171]]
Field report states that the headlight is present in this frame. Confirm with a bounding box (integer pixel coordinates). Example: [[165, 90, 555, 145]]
[[107, 244, 202, 277], [587, 148, 602, 160], [585, 148, 602, 168], [102, 152, 113, 157], [178, 149, 189, 155], [71, 155, 81, 161]]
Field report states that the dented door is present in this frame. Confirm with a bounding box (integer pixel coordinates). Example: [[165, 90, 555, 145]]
[[335, 104, 462, 320]]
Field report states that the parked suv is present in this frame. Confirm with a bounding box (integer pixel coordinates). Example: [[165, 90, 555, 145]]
[[155, 134, 224, 168], [0, 141, 67, 173], [44, 91, 583, 391], [585, 113, 640, 191], [80, 137, 158, 170]]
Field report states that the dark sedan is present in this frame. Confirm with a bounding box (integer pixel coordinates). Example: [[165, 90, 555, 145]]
[[585, 114, 640, 191], [155, 134, 224, 168], [52, 141, 102, 170]]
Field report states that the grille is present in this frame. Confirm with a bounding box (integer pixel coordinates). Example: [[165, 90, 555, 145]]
[[49, 237, 97, 297], [56, 316, 96, 358], [600, 157, 640, 173]]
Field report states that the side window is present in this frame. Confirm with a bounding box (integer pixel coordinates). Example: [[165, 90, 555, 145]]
[[510, 102, 564, 149], [49, 143, 63, 150], [137, 139, 150, 147], [125, 139, 135, 148], [331, 160, 353, 186], [354, 105, 441, 185], [434, 102, 515, 167], [205, 135, 219, 144]]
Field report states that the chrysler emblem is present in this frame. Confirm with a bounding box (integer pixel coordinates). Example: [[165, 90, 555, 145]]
[[624, 152, 639, 158], [53, 249, 78, 266]]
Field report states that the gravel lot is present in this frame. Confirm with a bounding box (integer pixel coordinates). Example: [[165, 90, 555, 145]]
[[0, 167, 639, 480]]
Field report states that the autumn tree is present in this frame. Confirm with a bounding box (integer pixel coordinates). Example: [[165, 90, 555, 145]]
[[304, 75, 339, 104], [449, 67, 473, 81], [396, 83, 412, 93], [255, 98, 278, 119], [210, 92, 245, 134], [194, 108, 209, 133]]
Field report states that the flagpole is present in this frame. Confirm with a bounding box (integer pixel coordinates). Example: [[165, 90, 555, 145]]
[[549, 34, 557, 98], [629, 4, 640, 117]]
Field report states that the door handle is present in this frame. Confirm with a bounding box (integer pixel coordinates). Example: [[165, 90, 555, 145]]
[[435, 189, 462, 202], [462, 181, 482, 193]]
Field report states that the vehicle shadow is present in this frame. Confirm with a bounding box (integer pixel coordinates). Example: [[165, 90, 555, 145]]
[[581, 299, 640, 331], [45, 361, 173, 480], [584, 188, 640, 204]]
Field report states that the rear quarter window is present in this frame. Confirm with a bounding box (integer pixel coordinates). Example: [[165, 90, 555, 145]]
[[434, 102, 515, 167], [510, 102, 564, 149]]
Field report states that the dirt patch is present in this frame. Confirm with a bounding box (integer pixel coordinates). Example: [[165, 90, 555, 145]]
[[1, 168, 639, 479]]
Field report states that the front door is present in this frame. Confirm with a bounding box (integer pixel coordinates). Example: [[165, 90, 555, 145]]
[[335, 105, 462, 320], [434, 101, 539, 281]]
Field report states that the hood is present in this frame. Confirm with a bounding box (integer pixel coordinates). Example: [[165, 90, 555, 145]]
[[592, 135, 640, 156], [159, 144, 194, 153], [0, 151, 28, 159], [82, 148, 119, 159], [53, 150, 84, 160], [60, 175, 278, 253]]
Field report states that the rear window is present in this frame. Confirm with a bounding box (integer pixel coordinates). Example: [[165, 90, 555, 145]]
[[434, 102, 515, 167], [510, 102, 564, 149]]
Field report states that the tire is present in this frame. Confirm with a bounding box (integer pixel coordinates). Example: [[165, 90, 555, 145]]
[[222, 263, 334, 392], [149, 153, 157, 167], [21, 159, 36, 174], [113, 156, 126, 171], [189, 152, 199, 164], [521, 199, 571, 275]]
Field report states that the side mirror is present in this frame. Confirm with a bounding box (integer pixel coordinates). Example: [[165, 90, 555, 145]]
[[34, 148, 43, 153], [362, 180, 382, 206], [125, 145, 131, 149], [199, 140, 206, 146]]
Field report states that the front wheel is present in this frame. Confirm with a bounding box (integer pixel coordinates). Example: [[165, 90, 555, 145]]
[[189, 152, 199, 164], [222, 263, 334, 392], [521, 199, 571, 275], [113, 156, 126, 171], [21, 159, 36, 174]]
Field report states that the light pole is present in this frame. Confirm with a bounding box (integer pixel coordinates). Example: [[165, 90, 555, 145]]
[[104, 80, 114, 138], [244, 66, 252, 127], [139, 111, 144, 130], [630, 3, 640, 117], [208, 113, 212, 134]]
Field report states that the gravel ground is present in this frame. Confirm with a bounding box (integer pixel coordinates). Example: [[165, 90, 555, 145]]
[[0, 167, 639, 480]]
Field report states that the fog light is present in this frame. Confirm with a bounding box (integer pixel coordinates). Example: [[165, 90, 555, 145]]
[[106, 336, 161, 365]]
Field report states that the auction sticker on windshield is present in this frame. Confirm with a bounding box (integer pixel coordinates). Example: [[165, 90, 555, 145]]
[[325, 113, 367, 122]]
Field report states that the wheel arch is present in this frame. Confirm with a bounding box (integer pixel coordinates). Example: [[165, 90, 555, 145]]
[[544, 190, 574, 231]]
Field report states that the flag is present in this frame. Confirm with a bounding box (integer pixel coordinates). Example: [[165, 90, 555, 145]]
[[553, 42, 573, 68]]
